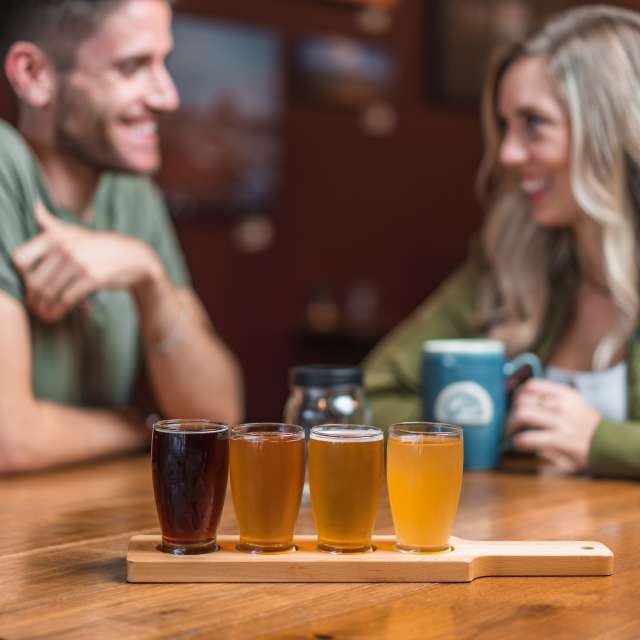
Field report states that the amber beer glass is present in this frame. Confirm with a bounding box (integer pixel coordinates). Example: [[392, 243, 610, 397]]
[[230, 423, 305, 553], [309, 425, 384, 553], [387, 422, 463, 553], [151, 420, 229, 555]]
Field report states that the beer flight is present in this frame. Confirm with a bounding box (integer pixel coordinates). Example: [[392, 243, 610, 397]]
[[151, 420, 463, 556]]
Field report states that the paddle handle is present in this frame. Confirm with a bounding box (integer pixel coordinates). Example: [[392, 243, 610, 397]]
[[455, 538, 614, 580]]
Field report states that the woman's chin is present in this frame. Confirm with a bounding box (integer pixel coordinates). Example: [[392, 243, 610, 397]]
[[530, 207, 573, 229]]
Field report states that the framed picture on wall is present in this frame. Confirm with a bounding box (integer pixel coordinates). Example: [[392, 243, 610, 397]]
[[291, 35, 395, 110], [429, 0, 577, 106], [157, 15, 283, 220]]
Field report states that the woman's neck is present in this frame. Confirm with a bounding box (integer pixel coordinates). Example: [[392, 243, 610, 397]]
[[572, 219, 609, 293]]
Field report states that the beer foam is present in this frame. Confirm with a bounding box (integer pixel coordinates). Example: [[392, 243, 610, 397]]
[[310, 429, 383, 442], [393, 434, 459, 444], [233, 431, 302, 441], [153, 423, 227, 434]]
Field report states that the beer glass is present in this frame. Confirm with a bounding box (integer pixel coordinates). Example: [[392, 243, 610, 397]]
[[230, 423, 305, 553], [309, 424, 384, 553], [387, 422, 463, 553], [151, 419, 229, 555]]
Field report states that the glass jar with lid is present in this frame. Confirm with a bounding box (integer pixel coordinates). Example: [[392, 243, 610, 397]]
[[283, 365, 372, 438]]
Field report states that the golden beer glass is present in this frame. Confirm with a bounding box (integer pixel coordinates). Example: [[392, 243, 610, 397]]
[[387, 422, 463, 553], [309, 424, 384, 553], [230, 423, 305, 553]]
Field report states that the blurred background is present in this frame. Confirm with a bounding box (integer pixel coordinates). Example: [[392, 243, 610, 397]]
[[1, 0, 637, 420]]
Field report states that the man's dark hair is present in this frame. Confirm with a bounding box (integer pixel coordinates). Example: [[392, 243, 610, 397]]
[[0, 0, 176, 70]]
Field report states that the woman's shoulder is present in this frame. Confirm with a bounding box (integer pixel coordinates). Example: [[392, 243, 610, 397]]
[[383, 249, 490, 346], [430, 244, 490, 305]]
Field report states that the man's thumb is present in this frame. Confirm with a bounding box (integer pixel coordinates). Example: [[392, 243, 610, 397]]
[[34, 201, 59, 230]]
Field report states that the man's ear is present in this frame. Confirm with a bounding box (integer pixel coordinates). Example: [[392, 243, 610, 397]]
[[4, 42, 57, 108]]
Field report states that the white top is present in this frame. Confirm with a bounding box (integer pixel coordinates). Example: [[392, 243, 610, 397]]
[[545, 361, 627, 422]]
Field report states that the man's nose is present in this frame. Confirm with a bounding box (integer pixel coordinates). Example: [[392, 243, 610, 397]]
[[146, 64, 180, 113]]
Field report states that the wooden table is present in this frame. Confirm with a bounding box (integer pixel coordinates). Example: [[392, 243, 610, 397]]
[[1, 455, 638, 639]]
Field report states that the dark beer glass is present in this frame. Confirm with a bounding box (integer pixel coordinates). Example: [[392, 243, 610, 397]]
[[151, 419, 229, 554]]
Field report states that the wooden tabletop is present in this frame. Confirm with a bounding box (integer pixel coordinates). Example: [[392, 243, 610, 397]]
[[1, 455, 638, 639]]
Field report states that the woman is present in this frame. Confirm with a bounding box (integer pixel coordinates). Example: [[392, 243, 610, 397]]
[[364, 5, 640, 478]]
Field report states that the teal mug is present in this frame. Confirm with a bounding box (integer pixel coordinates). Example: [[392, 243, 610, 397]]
[[421, 339, 541, 470]]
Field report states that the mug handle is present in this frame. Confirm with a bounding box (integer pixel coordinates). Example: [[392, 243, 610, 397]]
[[501, 352, 542, 454], [503, 352, 542, 381]]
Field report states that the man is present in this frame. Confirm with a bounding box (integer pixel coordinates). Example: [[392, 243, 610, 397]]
[[0, 0, 244, 473]]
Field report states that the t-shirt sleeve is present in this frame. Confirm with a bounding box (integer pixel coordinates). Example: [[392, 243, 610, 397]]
[[139, 181, 191, 289], [0, 189, 25, 301], [0, 122, 41, 303], [363, 257, 485, 427]]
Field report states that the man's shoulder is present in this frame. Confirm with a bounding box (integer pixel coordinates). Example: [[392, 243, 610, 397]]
[[0, 121, 39, 238], [0, 119, 26, 147], [0, 120, 36, 180]]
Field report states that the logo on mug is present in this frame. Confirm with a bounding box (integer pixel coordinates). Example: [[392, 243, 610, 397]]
[[434, 381, 494, 427]]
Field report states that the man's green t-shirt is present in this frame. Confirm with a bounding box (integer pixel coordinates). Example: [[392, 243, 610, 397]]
[[0, 119, 190, 408]]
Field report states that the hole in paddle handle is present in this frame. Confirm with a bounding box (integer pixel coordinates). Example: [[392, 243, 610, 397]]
[[581, 546, 595, 550]]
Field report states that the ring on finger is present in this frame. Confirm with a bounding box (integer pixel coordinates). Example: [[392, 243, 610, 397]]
[[537, 392, 552, 409]]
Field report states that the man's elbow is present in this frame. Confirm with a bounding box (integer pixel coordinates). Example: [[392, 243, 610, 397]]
[[0, 435, 38, 475], [0, 450, 36, 475], [220, 363, 244, 425], [0, 402, 49, 474]]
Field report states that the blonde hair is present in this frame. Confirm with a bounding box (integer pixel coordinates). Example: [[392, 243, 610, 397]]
[[477, 5, 640, 369]]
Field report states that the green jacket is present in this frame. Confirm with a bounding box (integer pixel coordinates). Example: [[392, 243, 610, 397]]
[[363, 258, 640, 479]]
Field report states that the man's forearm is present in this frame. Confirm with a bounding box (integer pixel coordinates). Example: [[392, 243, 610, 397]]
[[134, 271, 243, 424], [1, 401, 148, 474]]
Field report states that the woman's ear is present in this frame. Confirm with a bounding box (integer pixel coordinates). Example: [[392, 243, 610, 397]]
[[4, 42, 57, 108]]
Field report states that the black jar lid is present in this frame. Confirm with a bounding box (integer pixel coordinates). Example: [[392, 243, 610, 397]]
[[290, 365, 363, 387]]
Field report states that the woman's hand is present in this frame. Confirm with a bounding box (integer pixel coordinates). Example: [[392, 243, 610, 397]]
[[506, 378, 602, 474]]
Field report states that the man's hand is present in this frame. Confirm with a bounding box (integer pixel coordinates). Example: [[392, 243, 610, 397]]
[[507, 378, 602, 474], [13, 202, 162, 323]]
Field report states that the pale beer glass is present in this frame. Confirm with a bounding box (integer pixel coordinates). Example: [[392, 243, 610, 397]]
[[309, 424, 384, 553], [387, 422, 463, 553], [230, 423, 305, 553]]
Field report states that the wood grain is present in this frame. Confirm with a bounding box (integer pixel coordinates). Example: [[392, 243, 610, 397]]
[[126, 534, 613, 583], [1, 455, 638, 639]]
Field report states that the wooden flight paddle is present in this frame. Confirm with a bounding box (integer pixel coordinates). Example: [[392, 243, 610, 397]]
[[126, 535, 613, 583]]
